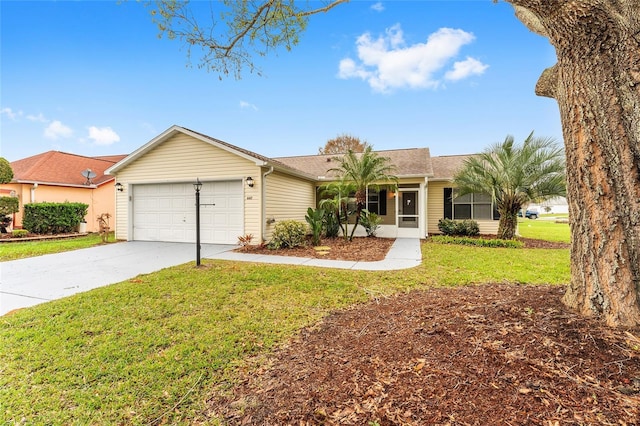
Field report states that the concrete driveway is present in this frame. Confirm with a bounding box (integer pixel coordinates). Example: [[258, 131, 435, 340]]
[[1, 238, 422, 316], [0, 242, 235, 315]]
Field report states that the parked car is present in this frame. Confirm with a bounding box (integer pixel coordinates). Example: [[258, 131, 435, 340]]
[[518, 209, 539, 219]]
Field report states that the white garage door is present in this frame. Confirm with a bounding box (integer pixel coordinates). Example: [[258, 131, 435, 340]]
[[132, 180, 243, 244]]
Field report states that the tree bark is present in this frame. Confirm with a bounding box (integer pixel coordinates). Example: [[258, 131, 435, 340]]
[[497, 210, 518, 240], [507, 0, 640, 327]]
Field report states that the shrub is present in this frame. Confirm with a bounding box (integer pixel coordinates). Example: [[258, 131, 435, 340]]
[[22, 202, 88, 234], [430, 235, 523, 249], [268, 220, 307, 249], [438, 218, 480, 236], [323, 211, 341, 238], [305, 207, 325, 246], [12, 229, 28, 238], [437, 218, 457, 235], [457, 219, 480, 236], [0, 196, 19, 216], [0, 196, 19, 231], [237, 234, 254, 250], [360, 209, 382, 237]]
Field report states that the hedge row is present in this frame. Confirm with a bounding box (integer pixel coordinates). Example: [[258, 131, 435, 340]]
[[22, 202, 88, 234], [430, 235, 523, 249]]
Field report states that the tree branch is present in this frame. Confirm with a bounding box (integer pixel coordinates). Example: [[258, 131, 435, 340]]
[[535, 64, 559, 99]]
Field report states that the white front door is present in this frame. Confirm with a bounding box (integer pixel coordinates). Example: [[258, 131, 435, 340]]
[[132, 180, 243, 244]]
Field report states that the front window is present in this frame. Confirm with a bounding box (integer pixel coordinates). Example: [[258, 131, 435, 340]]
[[445, 188, 496, 220], [366, 188, 387, 216]]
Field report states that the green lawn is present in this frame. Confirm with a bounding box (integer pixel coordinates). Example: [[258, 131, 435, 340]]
[[0, 233, 113, 261], [0, 240, 569, 425], [518, 217, 571, 243]]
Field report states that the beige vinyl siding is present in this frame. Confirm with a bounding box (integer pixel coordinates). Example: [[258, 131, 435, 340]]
[[114, 133, 262, 240], [427, 180, 500, 235], [264, 171, 315, 241], [115, 186, 129, 240], [427, 181, 448, 234]]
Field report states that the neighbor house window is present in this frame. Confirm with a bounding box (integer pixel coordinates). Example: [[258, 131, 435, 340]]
[[444, 188, 498, 220]]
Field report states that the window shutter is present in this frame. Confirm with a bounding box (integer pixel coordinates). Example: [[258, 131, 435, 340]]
[[492, 204, 500, 220], [444, 188, 453, 219], [379, 190, 387, 215]]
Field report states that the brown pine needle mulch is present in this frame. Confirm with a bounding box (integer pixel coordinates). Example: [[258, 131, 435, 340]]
[[208, 284, 640, 425], [236, 235, 569, 261], [237, 237, 396, 261]]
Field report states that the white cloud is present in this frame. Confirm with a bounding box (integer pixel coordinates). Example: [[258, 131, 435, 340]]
[[44, 120, 73, 140], [371, 2, 384, 12], [239, 100, 258, 111], [239, 100, 258, 110], [338, 25, 487, 93], [1, 107, 22, 120], [26, 113, 48, 123], [88, 126, 120, 145], [445, 57, 489, 81]]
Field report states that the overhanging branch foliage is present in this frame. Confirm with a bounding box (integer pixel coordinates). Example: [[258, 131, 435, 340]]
[[146, 0, 348, 79]]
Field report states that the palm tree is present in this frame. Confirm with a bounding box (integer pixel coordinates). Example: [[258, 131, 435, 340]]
[[319, 181, 354, 240], [453, 133, 566, 240], [329, 146, 397, 240]]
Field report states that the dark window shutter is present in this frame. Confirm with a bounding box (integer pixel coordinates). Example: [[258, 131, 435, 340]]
[[379, 190, 387, 215], [444, 188, 453, 219], [492, 204, 500, 220]]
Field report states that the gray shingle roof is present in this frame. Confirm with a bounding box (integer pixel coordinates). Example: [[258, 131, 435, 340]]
[[275, 148, 433, 180], [430, 154, 475, 180]]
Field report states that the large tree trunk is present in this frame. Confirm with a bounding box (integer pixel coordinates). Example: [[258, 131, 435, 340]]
[[497, 210, 518, 240], [508, 0, 640, 327]]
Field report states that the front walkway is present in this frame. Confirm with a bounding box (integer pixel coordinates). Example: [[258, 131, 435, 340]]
[[209, 237, 422, 271]]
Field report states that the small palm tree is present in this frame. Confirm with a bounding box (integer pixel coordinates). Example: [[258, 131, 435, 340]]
[[453, 133, 566, 240], [329, 146, 397, 240], [319, 180, 355, 240]]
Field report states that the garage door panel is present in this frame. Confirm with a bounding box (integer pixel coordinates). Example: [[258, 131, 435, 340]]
[[228, 196, 243, 209], [133, 181, 243, 244]]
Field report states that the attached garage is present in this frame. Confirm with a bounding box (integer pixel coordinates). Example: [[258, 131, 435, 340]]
[[132, 180, 243, 244], [106, 125, 318, 245]]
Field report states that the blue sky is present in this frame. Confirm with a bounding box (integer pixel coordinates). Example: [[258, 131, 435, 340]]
[[1, 1, 561, 162]]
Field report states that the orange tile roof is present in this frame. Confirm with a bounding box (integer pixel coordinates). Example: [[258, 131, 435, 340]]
[[11, 151, 128, 187]]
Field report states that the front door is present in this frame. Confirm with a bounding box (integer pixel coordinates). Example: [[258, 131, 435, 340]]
[[396, 189, 421, 238], [398, 190, 418, 228]]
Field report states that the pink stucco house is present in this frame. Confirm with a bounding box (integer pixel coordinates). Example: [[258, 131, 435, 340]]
[[2, 151, 127, 233]]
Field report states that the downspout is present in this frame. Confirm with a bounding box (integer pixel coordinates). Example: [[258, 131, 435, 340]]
[[30, 182, 38, 203], [261, 166, 274, 242]]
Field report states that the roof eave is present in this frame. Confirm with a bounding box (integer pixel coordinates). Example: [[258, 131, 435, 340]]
[[13, 179, 103, 189], [107, 125, 270, 175], [267, 162, 318, 181]]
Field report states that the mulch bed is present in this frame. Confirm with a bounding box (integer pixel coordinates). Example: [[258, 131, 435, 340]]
[[0, 232, 88, 242], [237, 237, 397, 261], [208, 284, 640, 425], [236, 235, 569, 262]]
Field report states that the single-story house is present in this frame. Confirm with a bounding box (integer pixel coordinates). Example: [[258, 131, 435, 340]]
[[529, 196, 569, 215], [2, 151, 127, 232], [106, 125, 499, 244]]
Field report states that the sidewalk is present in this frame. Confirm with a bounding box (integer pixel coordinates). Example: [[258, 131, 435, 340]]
[[208, 238, 423, 271]]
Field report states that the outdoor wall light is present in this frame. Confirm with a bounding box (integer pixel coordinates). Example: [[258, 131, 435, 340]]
[[115, 182, 124, 192], [246, 176, 254, 188]]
